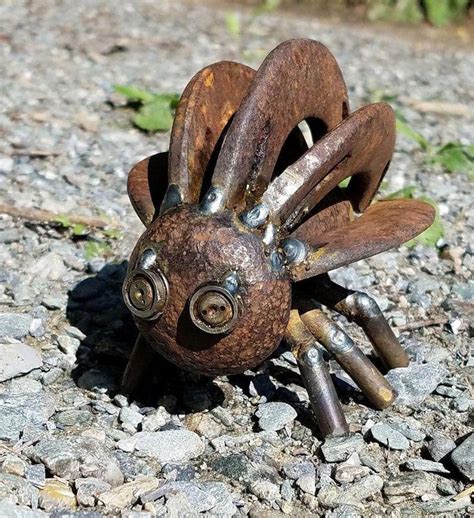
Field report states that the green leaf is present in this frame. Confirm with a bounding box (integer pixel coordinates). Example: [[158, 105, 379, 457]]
[[338, 177, 351, 188], [430, 142, 474, 177], [406, 196, 444, 248], [395, 115, 430, 151], [368, 0, 424, 24], [384, 185, 418, 200], [424, 0, 469, 26], [54, 214, 72, 228], [102, 228, 121, 240], [133, 99, 174, 132], [253, 0, 280, 16], [84, 241, 111, 260], [72, 223, 88, 236], [225, 12, 241, 37], [113, 84, 155, 103]]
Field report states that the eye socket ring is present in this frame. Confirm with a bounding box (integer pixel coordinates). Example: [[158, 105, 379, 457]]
[[189, 285, 240, 335], [122, 268, 169, 320]]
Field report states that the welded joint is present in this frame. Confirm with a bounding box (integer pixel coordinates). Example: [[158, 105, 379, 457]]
[[160, 184, 183, 214], [298, 346, 324, 368], [240, 203, 270, 228], [343, 292, 382, 321], [200, 186, 226, 214], [327, 325, 354, 354]]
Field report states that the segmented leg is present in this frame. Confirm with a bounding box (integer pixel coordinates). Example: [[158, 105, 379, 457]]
[[209, 39, 348, 212], [121, 334, 155, 394], [300, 309, 395, 409], [127, 152, 169, 227], [285, 310, 349, 437], [307, 275, 409, 369], [289, 199, 435, 280]]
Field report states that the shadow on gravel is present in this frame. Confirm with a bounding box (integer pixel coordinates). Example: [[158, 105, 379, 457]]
[[66, 262, 362, 435], [66, 261, 225, 413]]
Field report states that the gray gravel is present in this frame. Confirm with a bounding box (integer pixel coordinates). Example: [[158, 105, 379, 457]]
[[0, 0, 473, 515]]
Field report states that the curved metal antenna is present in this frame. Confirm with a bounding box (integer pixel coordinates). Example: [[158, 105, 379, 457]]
[[290, 199, 435, 280], [165, 61, 255, 209], [127, 152, 169, 227], [260, 103, 395, 230], [211, 39, 349, 211]]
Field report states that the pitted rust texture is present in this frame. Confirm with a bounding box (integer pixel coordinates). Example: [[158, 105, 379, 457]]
[[128, 206, 291, 376], [168, 62, 255, 205], [211, 39, 349, 210], [122, 38, 437, 438]]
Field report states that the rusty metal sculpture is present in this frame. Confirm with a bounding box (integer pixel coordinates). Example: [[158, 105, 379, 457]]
[[121, 39, 435, 437]]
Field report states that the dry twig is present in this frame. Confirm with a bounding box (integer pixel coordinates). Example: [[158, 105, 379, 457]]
[[0, 202, 113, 230]]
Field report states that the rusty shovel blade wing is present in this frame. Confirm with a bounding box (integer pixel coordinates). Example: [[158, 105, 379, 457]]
[[211, 39, 349, 211], [290, 199, 435, 280], [127, 152, 169, 227], [168, 61, 255, 204], [262, 103, 395, 229]]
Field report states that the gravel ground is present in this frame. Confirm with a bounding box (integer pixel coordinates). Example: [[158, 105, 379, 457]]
[[1, 0, 473, 516]]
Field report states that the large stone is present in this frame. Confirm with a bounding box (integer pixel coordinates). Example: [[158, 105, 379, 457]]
[[321, 434, 364, 462], [404, 458, 450, 474], [30, 436, 123, 486], [0, 342, 42, 382], [0, 391, 55, 442], [39, 479, 77, 511], [75, 477, 111, 507], [318, 475, 383, 509], [451, 433, 474, 480], [117, 430, 204, 463], [371, 422, 410, 450], [0, 314, 33, 339], [385, 363, 448, 406], [383, 472, 436, 501], [98, 478, 161, 509], [255, 402, 297, 431], [427, 434, 456, 462], [0, 503, 47, 518], [0, 473, 39, 508]]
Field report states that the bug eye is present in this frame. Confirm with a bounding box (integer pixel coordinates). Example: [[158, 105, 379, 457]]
[[189, 284, 239, 335], [122, 268, 168, 320]]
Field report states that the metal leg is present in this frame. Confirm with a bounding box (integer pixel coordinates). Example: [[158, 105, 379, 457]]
[[121, 333, 155, 395], [285, 310, 349, 438], [300, 309, 395, 410], [310, 275, 409, 369]]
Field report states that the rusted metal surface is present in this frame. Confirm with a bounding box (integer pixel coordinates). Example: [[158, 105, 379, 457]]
[[125, 206, 291, 376], [285, 310, 349, 437], [302, 274, 410, 369], [127, 152, 168, 226], [210, 39, 348, 211], [261, 102, 395, 228], [167, 62, 255, 207], [290, 199, 435, 280], [122, 38, 437, 436], [300, 309, 396, 409]]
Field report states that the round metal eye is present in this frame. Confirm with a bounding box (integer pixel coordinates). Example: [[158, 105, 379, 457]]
[[122, 268, 168, 320], [189, 285, 240, 334]]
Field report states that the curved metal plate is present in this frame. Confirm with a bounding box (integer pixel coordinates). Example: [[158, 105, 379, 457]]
[[262, 103, 395, 229], [211, 39, 349, 210], [127, 152, 169, 227], [291, 199, 435, 280], [168, 61, 255, 204]]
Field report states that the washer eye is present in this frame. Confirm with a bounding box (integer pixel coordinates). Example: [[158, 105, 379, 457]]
[[122, 268, 168, 320]]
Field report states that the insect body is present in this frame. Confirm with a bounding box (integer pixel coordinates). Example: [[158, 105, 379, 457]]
[[122, 39, 434, 437]]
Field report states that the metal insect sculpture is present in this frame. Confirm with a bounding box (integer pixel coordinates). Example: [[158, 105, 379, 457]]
[[121, 39, 435, 437]]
